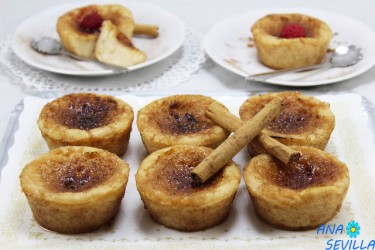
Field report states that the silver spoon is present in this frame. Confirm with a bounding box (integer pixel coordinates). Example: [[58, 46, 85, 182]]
[[30, 37, 129, 73], [246, 45, 363, 82]]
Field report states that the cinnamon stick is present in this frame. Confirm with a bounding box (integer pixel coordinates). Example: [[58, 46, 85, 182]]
[[134, 24, 159, 38], [206, 102, 301, 165], [192, 97, 283, 183]]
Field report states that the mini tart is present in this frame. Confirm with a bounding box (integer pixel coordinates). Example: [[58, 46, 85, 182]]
[[56, 4, 134, 58], [244, 146, 350, 230], [137, 95, 231, 153], [136, 145, 241, 231], [251, 13, 333, 69], [239, 92, 335, 155], [20, 146, 130, 234], [38, 93, 134, 156], [95, 20, 147, 67]]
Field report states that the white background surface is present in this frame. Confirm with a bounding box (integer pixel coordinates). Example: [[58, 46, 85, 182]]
[[1, 0, 375, 145]]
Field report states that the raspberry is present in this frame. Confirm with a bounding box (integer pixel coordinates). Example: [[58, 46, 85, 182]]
[[79, 12, 103, 33], [280, 24, 306, 39]]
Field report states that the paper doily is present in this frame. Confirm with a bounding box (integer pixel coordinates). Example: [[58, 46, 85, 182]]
[[0, 28, 206, 94]]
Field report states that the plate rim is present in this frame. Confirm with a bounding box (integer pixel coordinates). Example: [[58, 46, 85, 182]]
[[204, 7, 375, 87], [11, 0, 186, 76]]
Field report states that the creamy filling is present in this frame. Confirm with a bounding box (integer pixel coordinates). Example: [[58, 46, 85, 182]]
[[51, 94, 120, 130], [41, 151, 117, 192], [153, 148, 222, 195], [156, 101, 213, 135], [273, 152, 340, 189]]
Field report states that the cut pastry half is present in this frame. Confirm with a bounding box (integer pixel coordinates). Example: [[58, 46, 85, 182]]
[[95, 20, 147, 68], [56, 4, 134, 58]]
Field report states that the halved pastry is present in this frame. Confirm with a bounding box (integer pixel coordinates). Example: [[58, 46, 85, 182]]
[[137, 95, 231, 153], [20, 146, 130, 234], [57, 4, 134, 58], [239, 92, 335, 156], [244, 146, 349, 230], [38, 93, 134, 156], [135, 145, 241, 231], [95, 20, 147, 67], [251, 13, 333, 69]]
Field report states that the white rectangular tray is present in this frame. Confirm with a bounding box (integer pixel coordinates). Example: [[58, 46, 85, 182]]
[[0, 93, 374, 249]]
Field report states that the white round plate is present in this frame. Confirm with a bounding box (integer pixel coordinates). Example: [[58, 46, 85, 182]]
[[204, 8, 375, 86], [12, 0, 185, 76]]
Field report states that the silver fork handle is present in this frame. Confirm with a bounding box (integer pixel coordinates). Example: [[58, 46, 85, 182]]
[[60, 50, 129, 74], [246, 62, 331, 82]]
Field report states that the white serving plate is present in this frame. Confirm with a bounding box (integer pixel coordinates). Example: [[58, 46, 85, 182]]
[[204, 8, 375, 86], [12, 1, 185, 76]]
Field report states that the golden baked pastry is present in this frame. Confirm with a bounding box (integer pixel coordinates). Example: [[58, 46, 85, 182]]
[[20, 146, 130, 234], [38, 93, 134, 156], [244, 146, 349, 230], [239, 92, 335, 155], [57, 4, 134, 59], [95, 20, 147, 67], [137, 95, 231, 153], [251, 13, 333, 69], [135, 145, 241, 231]]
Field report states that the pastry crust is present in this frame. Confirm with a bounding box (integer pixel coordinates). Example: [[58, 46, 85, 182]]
[[20, 146, 130, 234], [251, 13, 333, 69], [56, 4, 134, 58], [38, 93, 134, 156], [135, 145, 241, 231], [244, 146, 349, 230], [239, 92, 335, 155], [137, 95, 230, 153]]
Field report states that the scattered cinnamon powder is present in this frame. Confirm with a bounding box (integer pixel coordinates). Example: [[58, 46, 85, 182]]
[[273, 151, 341, 189], [247, 37, 255, 47], [41, 151, 117, 192]]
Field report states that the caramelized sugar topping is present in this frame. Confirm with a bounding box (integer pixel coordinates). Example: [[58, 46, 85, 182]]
[[268, 98, 313, 134], [155, 100, 214, 135], [41, 151, 117, 192], [48, 94, 121, 130], [273, 151, 342, 189], [242, 94, 326, 134], [153, 148, 222, 195], [117, 33, 134, 48]]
